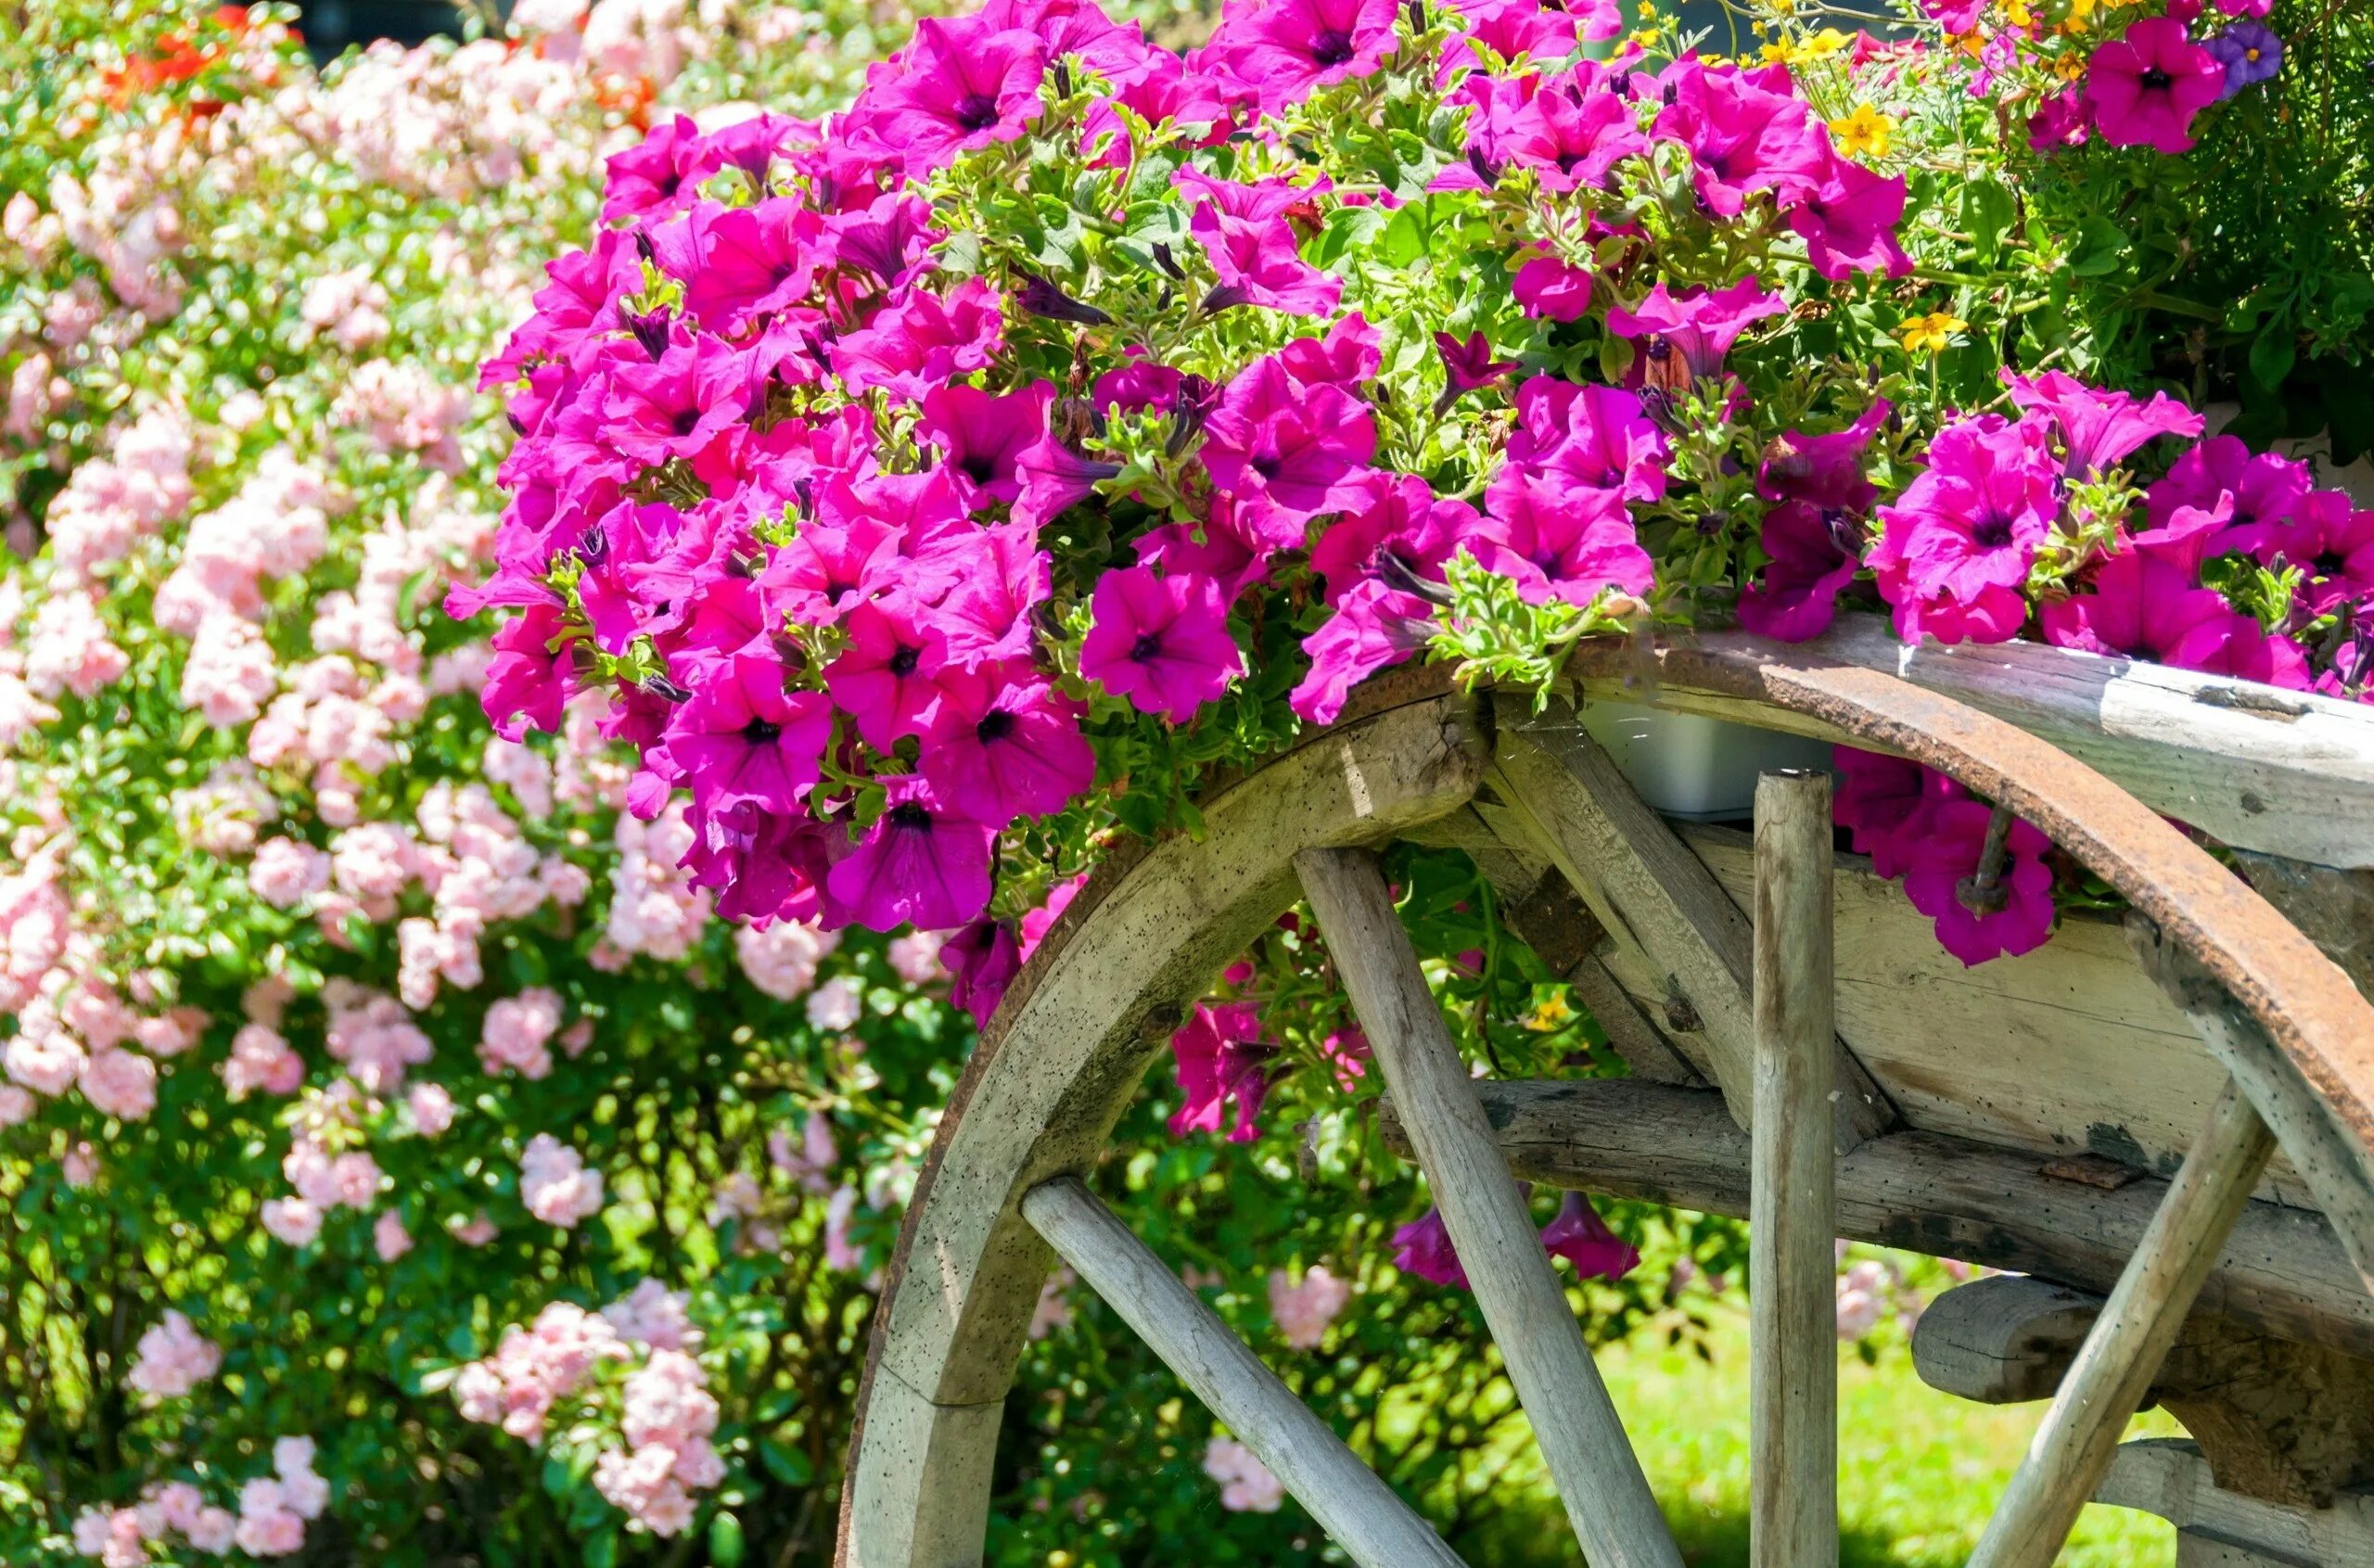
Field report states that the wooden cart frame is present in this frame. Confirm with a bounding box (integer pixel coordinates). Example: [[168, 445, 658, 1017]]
[[836, 619, 2374, 1568]]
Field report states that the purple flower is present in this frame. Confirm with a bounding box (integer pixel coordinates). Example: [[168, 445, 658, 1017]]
[[1135, 495, 1273, 602], [1651, 59, 1830, 217], [942, 917, 1023, 1026], [2086, 18, 2225, 155], [2027, 89, 2092, 152], [1539, 1192, 1639, 1280], [1868, 415, 2060, 636], [1309, 473, 1474, 605], [831, 277, 1004, 402], [1290, 577, 1440, 724], [665, 653, 835, 816], [1475, 473, 1654, 609], [851, 17, 1050, 177], [1504, 377, 1670, 503], [1168, 1001, 1280, 1141], [1181, 170, 1342, 317], [601, 115, 706, 223], [915, 520, 1052, 664], [1011, 424, 1126, 533], [2203, 19, 2282, 96], [1198, 0, 1400, 116], [2003, 369, 2203, 480], [665, 198, 823, 332], [1789, 154, 1912, 281], [1433, 331, 1519, 413], [1900, 797, 2058, 967], [2144, 433, 2311, 543], [599, 337, 757, 468], [1738, 503, 1862, 643], [1832, 746, 1934, 879], [688, 801, 836, 927], [1512, 255, 1595, 321], [2239, 489, 2374, 615], [481, 604, 576, 742], [1504, 66, 1649, 193], [1274, 312, 1383, 390], [823, 601, 951, 751], [824, 774, 998, 933], [758, 485, 910, 629], [921, 665, 1096, 822], [1392, 1205, 1470, 1288], [1080, 567, 1246, 721], [918, 382, 1054, 506], [2040, 547, 2311, 689], [1604, 278, 1787, 385], [1198, 353, 1376, 524], [976, 0, 1155, 82]]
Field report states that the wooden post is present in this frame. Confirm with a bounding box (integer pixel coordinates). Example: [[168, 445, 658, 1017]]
[[1750, 769, 1840, 1568], [1295, 848, 1685, 1568], [1019, 1178, 1468, 1568], [1966, 1079, 2278, 1568]]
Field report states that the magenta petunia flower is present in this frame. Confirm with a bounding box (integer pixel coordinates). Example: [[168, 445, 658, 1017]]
[[1511, 254, 1595, 321], [482, 604, 576, 742], [823, 601, 951, 751], [599, 338, 758, 469], [1832, 746, 1935, 879], [1198, 0, 1400, 116], [2003, 369, 2203, 480], [1651, 59, 1831, 217], [2040, 545, 2311, 689], [1504, 66, 1650, 193], [688, 800, 836, 927], [820, 192, 942, 289], [1504, 377, 1671, 503], [1475, 472, 1654, 609], [2085, 18, 2225, 156], [2144, 433, 2310, 544], [1392, 1205, 1470, 1288], [1011, 425, 1126, 532], [823, 773, 998, 933], [1540, 1192, 1640, 1280], [920, 665, 1096, 822], [1290, 578, 1439, 724], [670, 198, 823, 332], [1197, 353, 1377, 523], [1187, 191, 1343, 316], [1789, 154, 1912, 281], [1899, 797, 2058, 967], [1756, 399, 1889, 514], [1167, 1001, 1280, 1141], [665, 653, 835, 816], [976, 0, 1156, 83], [1435, 0, 1599, 83], [1868, 414, 2060, 631], [2027, 88, 2092, 152], [1080, 567, 1246, 721], [1275, 312, 1383, 390], [830, 276, 1005, 403], [759, 491, 909, 630], [918, 381, 1055, 506], [1309, 472, 1474, 605], [1433, 330, 1519, 413], [1605, 278, 1787, 384], [851, 16, 1050, 177], [1135, 494, 1273, 602], [942, 916, 1023, 1026], [914, 520, 1052, 664], [1738, 501, 1863, 643], [601, 115, 706, 223], [2237, 490, 2374, 615]]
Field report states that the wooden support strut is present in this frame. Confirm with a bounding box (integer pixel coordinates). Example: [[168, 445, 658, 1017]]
[[1018, 1179, 1467, 1568], [1295, 847, 1685, 1568], [1967, 1080, 2281, 1568], [1750, 771, 1840, 1568]]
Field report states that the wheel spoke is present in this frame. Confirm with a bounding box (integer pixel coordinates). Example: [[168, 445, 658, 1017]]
[[1749, 771, 1839, 1567], [1966, 1078, 2278, 1568], [1019, 1178, 1467, 1568], [1295, 846, 1686, 1568]]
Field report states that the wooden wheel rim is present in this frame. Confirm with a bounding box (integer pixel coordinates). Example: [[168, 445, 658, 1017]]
[[836, 645, 2374, 1566]]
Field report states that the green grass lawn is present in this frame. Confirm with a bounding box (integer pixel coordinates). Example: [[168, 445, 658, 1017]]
[[1449, 1306, 2183, 1566]]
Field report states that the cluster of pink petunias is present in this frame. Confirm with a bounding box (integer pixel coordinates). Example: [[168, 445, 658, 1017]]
[[460, 0, 1919, 960]]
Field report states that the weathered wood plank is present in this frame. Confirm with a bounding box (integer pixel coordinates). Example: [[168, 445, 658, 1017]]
[[1295, 848, 1682, 1568], [1020, 1179, 1468, 1568], [1566, 617, 2374, 870], [1679, 825, 2317, 1212], [2098, 1440, 2374, 1568], [1487, 694, 1896, 1152], [1966, 1080, 2279, 1568], [841, 695, 1486, 1567], [1910, 1276, 2106, 1406], [1376, 1077, 2374, 1360], [1749, 771, 1839, 1568]]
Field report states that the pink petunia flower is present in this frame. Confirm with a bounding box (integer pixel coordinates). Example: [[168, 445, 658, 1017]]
[[1198, 353, 1376, 525], [920, 666, 1097, 822], [1539, 1192, 1640, 1279], [852, 16, 1050, 176], [1605, 277, 1788, 385], [1080, 567, 1247, 721], [1199, 0, 1400, 115], [2085, 18, 2225, 155], [665, 654, 835, 817], [1167, 1002, 1279, 1142], [823, 774, 997, 932], [1474, 472, 1654, 610]]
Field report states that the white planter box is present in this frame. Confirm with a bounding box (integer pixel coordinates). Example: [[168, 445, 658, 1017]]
[[1578, 700, 1834, 821]]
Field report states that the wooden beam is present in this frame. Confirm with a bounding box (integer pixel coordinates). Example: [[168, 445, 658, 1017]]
[[2097, 1440, 2374, 1568], [1295, 848, 1683, 1568], [1487, 694, 1895, 1152], [1375, 1077, 2374, 1361], [1567, 617, 2374, 870], [1019, 1179, 1468, 1568], [1967, 1079, 2279, 1568], [1911, 1275, 2108, 1406], [1749, 771, 1840, 1568]]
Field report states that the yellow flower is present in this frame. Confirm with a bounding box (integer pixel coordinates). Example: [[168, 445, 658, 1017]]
[[1896, 312, 1969, 355], [1632, 25, 1661, 45], [1829, 103, 1897, 159], [2001, 0, 2034, 28]]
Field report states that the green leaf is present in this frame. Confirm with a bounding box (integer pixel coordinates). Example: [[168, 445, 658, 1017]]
[[2248, 328, 2297, 394], [759, 1436, 813, 1485], [2068, 216, 2128, 278], [709, 1511, 747, 1568], [583, 1527, 619, 1568], [1961, 179, 2017, 263]]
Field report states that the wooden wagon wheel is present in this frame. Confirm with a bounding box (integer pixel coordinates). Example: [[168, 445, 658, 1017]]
[[835, 631, 2374, 1568]]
